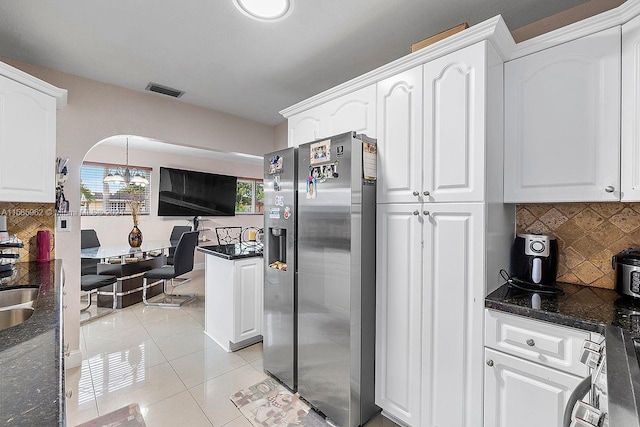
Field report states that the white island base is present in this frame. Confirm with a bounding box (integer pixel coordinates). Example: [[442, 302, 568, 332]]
[[202, 251, 264, 352]]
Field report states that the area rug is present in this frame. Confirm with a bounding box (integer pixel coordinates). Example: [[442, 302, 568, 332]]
[[76, 403, 146, 427], [230, 377, 334, 426]]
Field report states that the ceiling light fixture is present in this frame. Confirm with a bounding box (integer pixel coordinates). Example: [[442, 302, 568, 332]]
[[103, 137, 149, 187], [232, 0, 293, 22]]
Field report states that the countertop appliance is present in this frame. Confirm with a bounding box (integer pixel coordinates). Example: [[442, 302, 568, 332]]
[[263, 147, 297, 391], [262, 132, 378, 427], [612, 248, 640, 298], [511, 233, 558, 286]]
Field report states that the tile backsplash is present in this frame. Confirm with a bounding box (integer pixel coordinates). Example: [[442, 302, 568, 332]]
[[0, 202, 55, 261], [516, 203, 640, 289]]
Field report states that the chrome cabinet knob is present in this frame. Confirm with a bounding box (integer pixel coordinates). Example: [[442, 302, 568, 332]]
[[412, 210, 419, 216], [526, 339, 535, 347], [66, 389, 73, 398], [423, 191, 430, 196], [486, 360, 494, 367], [412, 191, 420, 196], [423, 211, 430, 216], [605, 186, 615, 193]]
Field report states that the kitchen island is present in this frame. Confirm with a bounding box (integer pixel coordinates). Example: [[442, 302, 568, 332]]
[[0, 260, 64, 426], [197, 244, 263, 352]]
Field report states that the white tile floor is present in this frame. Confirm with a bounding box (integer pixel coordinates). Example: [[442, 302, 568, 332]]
[[67, 269, 398, 427]]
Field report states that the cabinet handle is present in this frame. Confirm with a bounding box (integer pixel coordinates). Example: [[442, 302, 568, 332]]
[[412, 210, 420, 216], [423, 211, 430, 216], [66, 389, 73, 398], [526, 339, 535, 347], [412, 191, 420, 197], [605, 186, 615, 193], [423, 191, 430, 196], [486, 359, 494, 367]]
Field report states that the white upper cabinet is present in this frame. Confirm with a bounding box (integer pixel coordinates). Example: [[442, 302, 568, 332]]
[[376, 66, 424, 204], [423, 42, 486, 203], [288, 104, 324, 148], [622, 15, 640, 201], [504, 26, 621, 203], [324, 85, 376, 138], [0, 75, 57, 203], [287, 85, 376, 147]]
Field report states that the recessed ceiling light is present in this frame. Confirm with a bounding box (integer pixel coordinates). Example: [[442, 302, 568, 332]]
[[232, 0, 293, 22]]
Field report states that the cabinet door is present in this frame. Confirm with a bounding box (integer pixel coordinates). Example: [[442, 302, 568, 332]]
[[504, 26, 621, 203], [324, 85, 376, 138], [376, 66, 423, 204], [233, 258, 263, 343], [421, 203, 484, 427], [375, 204, 423, 426], [484, 348, 583, 427], [423, 42, 486, 203], [288, 104, 324, 147], [0, 76, 56, 203], [622, 15, 640, 201]]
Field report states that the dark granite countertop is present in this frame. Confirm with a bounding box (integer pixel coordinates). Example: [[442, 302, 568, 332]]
[[485, 282, 640, 335], [197, 243, 263, 260], [0, 260, 64, 426]]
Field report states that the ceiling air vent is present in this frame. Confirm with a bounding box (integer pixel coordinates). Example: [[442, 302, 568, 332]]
[[145, 82, 185, 98]]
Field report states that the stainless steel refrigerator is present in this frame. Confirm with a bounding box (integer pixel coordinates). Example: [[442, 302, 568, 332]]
[[263, 147, 297, 391], [296, 132, 378, 427]]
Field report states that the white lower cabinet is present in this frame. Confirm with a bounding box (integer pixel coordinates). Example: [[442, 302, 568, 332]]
[[484, 310, 589, 427], [376, 203, 484, 427], [484, 348, 582, 427], [204, 255, 263, 351]]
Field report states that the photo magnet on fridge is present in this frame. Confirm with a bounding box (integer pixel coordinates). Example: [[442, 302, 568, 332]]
[[306, 176, 317, 199]]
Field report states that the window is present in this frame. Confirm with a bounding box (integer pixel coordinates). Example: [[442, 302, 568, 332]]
[[80, 162, 151, 216], [236, 178, 264, 214]]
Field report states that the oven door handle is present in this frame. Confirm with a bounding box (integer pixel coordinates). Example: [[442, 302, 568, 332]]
[[563, 374, 592, 427]]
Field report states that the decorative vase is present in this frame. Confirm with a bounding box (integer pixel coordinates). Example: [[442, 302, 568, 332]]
[[128, 225, 143, 247]]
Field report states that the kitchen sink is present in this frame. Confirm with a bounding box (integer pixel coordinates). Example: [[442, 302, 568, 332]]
[[0, 307, 34, 330], [0, 287, 38, 310]]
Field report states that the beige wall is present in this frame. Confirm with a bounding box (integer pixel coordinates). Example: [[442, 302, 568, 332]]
[[274, 121, 288, 150], [2, 58, 278, 365]]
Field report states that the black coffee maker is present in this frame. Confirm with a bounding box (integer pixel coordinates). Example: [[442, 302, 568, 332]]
[[510, 234, 558, 286]]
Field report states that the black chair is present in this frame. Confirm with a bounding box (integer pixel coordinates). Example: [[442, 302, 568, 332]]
[[142, 231, 199, 307], [80, 229, 118, 323], [168, 225, 192, 265]]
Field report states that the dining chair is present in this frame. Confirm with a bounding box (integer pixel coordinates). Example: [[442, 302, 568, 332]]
[[168, 225, 192, 265], [80, 273, 118, 324], [141, 231, 199, 307], [215, 226, 243, 245], [81, 229, 101, 275]]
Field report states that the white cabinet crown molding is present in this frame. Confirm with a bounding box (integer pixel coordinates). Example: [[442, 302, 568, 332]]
[[0, 60, 67, 109], [510, 0, 640, 60], [280, 15, 514, 119]]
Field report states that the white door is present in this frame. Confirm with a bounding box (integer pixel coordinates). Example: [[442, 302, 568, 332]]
[[484, 348, 583, 427], [288, 104, 324, 147], [375, 203, 423, 426], [233, 258, 263, 343], [376, 66, 424, 204], [622, 15, 640, 201], [423, 42, 486, 203], [0, 76, 56, 203], [504, 26, 621, 203], [421, 203, 484, 427], [324, 85, 377, 138]]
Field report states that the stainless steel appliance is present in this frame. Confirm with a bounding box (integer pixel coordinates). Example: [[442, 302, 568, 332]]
[[612, 248, 640, 298], [263, 147, 297, 391], [296, 132, 378, 427], [510, 233, 558, 285]]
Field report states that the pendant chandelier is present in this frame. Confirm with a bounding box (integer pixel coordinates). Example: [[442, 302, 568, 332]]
[[103, 137, 149, 186]]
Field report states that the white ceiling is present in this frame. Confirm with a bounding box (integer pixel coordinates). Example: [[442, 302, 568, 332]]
[[0, 0, 591, 126]]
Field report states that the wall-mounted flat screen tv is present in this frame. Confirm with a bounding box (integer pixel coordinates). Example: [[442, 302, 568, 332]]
[[158, 167, 237, 217]]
